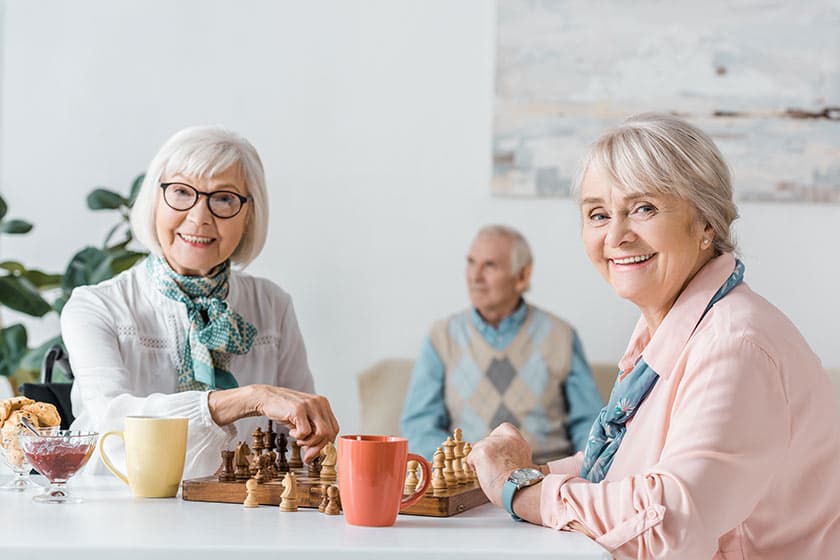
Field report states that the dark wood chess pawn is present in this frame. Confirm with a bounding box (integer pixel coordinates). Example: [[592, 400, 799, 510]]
[[289, 439, 303, 469], [254, 455, 267, 484], [251, 427, 266, 457], [276, 433, 289, 473], [265, 450, 278, 480], [218, 450, 236, 482], [324, 485, 340, 515], [308, 455, 322, 478]]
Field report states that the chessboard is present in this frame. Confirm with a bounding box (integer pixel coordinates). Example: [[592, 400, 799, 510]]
[[181, 423, 489, 517]]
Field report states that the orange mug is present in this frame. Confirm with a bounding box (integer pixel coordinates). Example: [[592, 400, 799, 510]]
[[337, 435, 431, 526]]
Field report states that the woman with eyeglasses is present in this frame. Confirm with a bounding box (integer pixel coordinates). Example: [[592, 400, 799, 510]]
[[62, 126, 339, 478]]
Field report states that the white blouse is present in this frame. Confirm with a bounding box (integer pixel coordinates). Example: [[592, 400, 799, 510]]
[[61, 262, 315, 479]]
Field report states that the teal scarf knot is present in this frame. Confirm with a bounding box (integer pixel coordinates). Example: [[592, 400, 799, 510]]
[[147, 256, 257, 391], [580, 259, 745, 483]]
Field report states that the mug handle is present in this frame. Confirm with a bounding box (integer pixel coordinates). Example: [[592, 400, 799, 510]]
[[99, 430, 129, 486], [400, 453, 432, 510]]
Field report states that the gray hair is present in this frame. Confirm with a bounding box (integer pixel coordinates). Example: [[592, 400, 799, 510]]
[[477, 224, 533, 276], [130, 125, 269, 267], [574, 113, 739, 255]]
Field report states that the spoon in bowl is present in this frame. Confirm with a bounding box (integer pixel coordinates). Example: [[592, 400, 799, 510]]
[[19, 416, 41, 437]]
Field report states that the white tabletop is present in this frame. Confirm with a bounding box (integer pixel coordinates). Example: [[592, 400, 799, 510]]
[[0, 474, 609, 560]]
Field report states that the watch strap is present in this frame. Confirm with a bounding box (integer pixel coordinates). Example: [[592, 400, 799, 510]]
[[502, 479, 524, 521]]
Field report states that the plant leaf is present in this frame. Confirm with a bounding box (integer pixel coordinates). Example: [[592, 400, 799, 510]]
[[61, 246, 115, 292], [52, 293, 70, 315], [0, 219, 33, 234], [0, 195, 6, 221], [109, 249, 147, 275], [0, 261, 25, 274], [18, 335, 66, 375], [0, 324, 28, 377], [22, 269, 64, 290], [0, 277, 53, 317], [87, 189, 127, 210], [128, 173, 145, 206], [103, 221, 127, 248]]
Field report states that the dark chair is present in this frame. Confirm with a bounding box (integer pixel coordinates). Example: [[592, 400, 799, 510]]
[[19, 345, 75, 429]]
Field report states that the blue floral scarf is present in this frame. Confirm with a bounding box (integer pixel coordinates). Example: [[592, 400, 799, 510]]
[[147, 256, 257, 391], [580, 259, 745, 482]]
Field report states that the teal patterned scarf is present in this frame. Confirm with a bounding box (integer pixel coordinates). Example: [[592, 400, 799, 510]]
[[147, 256, 257, 391], [580, 259, 745, 483]]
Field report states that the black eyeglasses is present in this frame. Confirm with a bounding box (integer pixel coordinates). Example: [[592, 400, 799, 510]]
[[160, 183, 250, 219]]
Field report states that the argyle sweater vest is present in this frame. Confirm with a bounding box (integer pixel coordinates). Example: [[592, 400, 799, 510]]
[[430, 305, 574, 463]]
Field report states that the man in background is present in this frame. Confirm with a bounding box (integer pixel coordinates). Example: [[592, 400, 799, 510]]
[[401, 225, 603, 463]]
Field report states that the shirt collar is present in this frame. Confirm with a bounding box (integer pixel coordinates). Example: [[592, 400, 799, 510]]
[[618, 253, 738, 379], [470, 298, 528, 338]]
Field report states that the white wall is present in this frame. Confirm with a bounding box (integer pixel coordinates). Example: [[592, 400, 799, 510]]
[[1, 0, 838, 433]]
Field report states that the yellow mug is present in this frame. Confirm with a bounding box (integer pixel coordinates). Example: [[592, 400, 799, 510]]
[[99, 416, 188, 498]]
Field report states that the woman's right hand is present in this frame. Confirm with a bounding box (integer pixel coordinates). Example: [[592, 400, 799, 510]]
[[208, 384, 340, 463]]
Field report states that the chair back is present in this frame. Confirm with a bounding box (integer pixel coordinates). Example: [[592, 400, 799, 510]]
[[19, 345, 75, 429], [357, 359, 414, 436]]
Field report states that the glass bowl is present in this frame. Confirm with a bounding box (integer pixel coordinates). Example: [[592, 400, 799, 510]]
[[0, 425, 59, 491], [19, 429, 98, 503]]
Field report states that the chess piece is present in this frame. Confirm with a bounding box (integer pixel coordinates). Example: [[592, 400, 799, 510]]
[[243, 478, 259, 508], [289, 439, 303, 469], [264, 420, 276, 454], [234, 441, 252, 480], [432, 447, 447, 497], [442, 437, 457, 489], [452, 431, 466, 485], [276, 433, 289, 473], [308, 455, 322, 477], [324, 485, 340, 515], [404, 460, 420, 494], [251, 427, 266, 456], [265, 450, 278, 480], [318, 484, 329, 512], [219, 449, 235, 482], [462, 442, 475, 483], [254, 455, 266, 484], [319, 441, 337, 482], [279, 472, 298, 512]]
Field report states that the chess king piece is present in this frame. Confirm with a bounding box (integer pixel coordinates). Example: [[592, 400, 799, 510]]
[[279, 472, 298, 512], [243, 478, 259, 508], [324, 485, 340, 515], [320, 441, 337, 482]]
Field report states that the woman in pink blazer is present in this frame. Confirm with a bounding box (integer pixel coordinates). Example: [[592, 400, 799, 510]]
[[467, 113, 840, 559]]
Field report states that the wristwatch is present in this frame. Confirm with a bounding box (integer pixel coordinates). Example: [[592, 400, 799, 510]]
[[501, 467, 544, 521]]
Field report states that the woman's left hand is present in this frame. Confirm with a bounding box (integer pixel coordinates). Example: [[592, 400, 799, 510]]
[[467, 422, 536, 506]]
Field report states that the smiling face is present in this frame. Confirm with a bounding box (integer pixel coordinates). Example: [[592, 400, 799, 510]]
[[579, 164, 715, 331], [465, 232, 531, 327], [154, 164, 249, 276]]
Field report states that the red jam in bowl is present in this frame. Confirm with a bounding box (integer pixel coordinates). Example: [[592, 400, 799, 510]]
[[23, 439, 95, 481]]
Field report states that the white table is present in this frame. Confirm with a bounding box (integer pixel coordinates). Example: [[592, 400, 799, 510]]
[[0, 474, 609, 560]]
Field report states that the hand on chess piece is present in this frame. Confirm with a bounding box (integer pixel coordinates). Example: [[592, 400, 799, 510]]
[[209, 385, 340, 463], [466, 423, 540, 509]]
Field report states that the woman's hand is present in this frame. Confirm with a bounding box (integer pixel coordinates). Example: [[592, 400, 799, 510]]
[[208, 384, 340, 462], [466, 423, 536, 506]]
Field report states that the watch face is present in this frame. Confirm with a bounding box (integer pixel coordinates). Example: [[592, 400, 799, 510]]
[[509, 467, 543, 486]]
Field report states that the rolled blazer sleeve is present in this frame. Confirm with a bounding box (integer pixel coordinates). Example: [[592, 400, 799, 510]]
[[539, 335, 790, 559]]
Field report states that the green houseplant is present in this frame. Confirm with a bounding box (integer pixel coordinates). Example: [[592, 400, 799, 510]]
[[0, 175, 148, 387]]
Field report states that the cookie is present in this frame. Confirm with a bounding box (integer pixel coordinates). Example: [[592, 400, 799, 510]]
[[0, 396, 35, 426], [21, 402, 61, 428]]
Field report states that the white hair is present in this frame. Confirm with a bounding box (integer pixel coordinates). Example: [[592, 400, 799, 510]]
[[574, 113, 739, 255], [130, 125, 269, 267], [477, 224, 533, 276]]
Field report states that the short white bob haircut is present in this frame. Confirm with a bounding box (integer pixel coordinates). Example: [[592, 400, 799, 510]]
[[476, 224, 533, 276], [574, 113, 739, 255], [130, 125, 269, 268]]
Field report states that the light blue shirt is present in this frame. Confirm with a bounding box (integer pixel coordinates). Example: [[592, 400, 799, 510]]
[[401, 301, 604, 460]]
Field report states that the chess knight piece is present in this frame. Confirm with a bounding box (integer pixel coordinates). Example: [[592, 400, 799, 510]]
[[279, 472, 298, 512], [319, 441, 337, 482]]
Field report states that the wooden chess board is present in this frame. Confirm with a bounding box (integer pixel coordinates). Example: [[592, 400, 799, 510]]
[[181, 469, 488, 517]]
